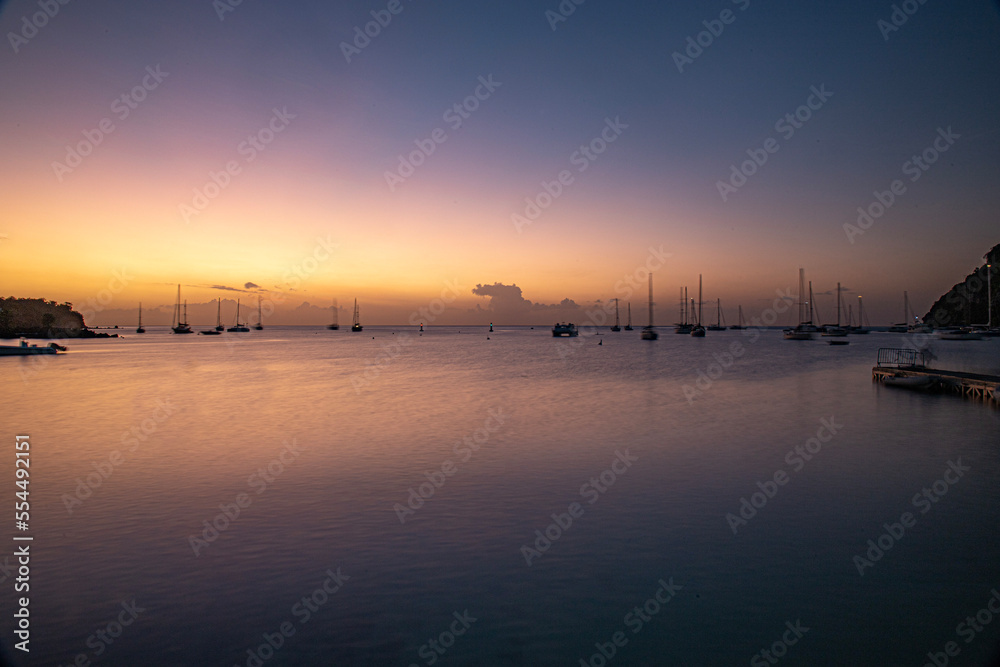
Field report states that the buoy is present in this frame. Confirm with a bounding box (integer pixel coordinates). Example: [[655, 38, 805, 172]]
[[598, 339, 602, 345]]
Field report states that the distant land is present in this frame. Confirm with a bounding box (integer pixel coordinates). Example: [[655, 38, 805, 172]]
[[922, 242, 999, 328], [0, 297, 116, 339]]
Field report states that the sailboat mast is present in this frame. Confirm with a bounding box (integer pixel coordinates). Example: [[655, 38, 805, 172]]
[[808, 281, 814, 323], [716, 298, 721, 328], [798, 269, 805, 325], [833, 284, 838, 326], [648, 275, 654, 327], [698, 275, 703, 326]]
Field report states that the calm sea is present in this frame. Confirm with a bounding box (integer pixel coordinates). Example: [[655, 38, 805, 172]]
[[2, 326, 999, 666]]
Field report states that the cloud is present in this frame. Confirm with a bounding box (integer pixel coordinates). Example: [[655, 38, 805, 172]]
[[471, 282, 581, 320], [244, 282, 260, 290]]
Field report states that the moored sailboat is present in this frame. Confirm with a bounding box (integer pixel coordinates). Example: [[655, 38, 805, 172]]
[[228, 299, 250, 332], [254, 297, 264, 330], [674, 287, 691, 334], [136, 303, 145, 333], [624, 303, 633, 331], [328, 299, 340, 330], [707, 298, 726, 331], [690, 275, 706, 337], [610, 298, 621, 332], [171, 285, 193, 334], [729, 305, 747, 330], [351, 299, 363, 332], [784, 269, 819, 340], [641, 274, 658, 340]]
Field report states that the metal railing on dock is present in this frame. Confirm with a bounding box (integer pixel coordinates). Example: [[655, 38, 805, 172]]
[[876, 348, 928, 369]]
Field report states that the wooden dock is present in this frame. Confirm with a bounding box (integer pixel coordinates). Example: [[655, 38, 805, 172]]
[[872, 348, 1000, 405]]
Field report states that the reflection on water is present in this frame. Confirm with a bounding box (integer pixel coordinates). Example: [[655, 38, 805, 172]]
[[1, 327, 998, 665]]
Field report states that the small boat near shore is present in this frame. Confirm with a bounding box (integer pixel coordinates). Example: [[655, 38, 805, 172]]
[[0, 340, 64, 356], [936, 327, 984, 341]]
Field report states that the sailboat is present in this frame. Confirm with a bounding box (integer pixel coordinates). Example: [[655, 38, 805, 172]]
[[254, 297, 263, 330], [821, 283, 848, 337], [690, 275, 706, 337], [200, 298, 223, 334], [849, 295, 870, 334], [641, 275, 658, 340], [171, 285, 193, 334], [783, 269, 819, 340], [624, 303, 633, 330], [136, 303, 145, 333], [610, 298, 621, 332], [729, 305, 747, 330], [707, 298, 726, 331], [351, 299, 363, 332], [888, 292, 910, 332], [328, 299, 340, 330], [228, 299, 250, 332], [675, 287, 692, 334]]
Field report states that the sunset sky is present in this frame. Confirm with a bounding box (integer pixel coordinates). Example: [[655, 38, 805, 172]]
[[1, 0, 998, 325]]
